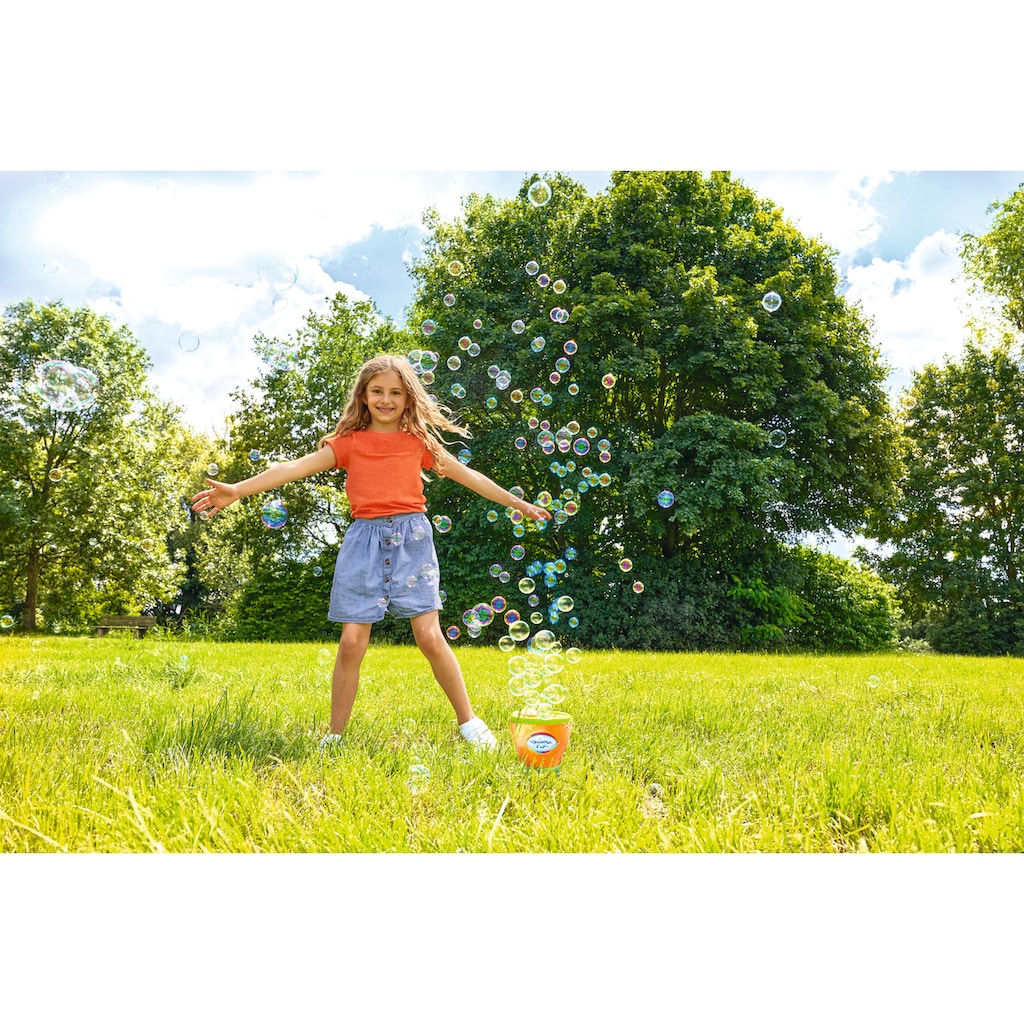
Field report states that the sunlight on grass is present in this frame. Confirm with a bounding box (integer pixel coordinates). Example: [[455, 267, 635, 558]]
[[2, 637, 1023, 852]]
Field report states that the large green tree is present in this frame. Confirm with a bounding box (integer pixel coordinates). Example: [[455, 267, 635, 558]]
[[401, 171, 903, 650], [867, 330, 1024, 653], [0, 300, 187, 632]]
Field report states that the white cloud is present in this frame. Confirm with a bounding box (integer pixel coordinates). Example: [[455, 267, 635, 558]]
[[737, 170, 894, 260], [846, 229, 969, 387]]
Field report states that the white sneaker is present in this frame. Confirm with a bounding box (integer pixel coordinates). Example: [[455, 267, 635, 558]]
[[318, 733, 345, 753], [459, 717, 497, 750]]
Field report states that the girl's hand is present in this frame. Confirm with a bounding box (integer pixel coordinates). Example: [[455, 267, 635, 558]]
[[191, 478, 240, 518], [518, 501, 552, 522]]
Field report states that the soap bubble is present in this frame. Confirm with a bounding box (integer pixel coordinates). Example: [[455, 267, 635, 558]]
[[633, 581, 645, 593], [573, 438, 590, 456], [458, 448, 472, 464], [450, 383, 466, 399], [602, 373, 616, 389], [443, 293, 456, 307], [537, 273, 551, 288], [618, 558, 633, 572], [0, 614, 13, 629], [762, 291, 782, 313], [565, 647, 582, 664], [514, 436, 527, 450], [495, 371, 512, 390], [531, 336, 546, 353], [552, 279, 566, 295], [657, 490, 675, 509], [448, 260, 464, 276], [525, 260, 540, 275], [408, 764, 431, 793], [549, 307, 569, 323], [48, 468, 63, 482], [177, 331, 200, 353], [421, 319, 437, 336], [510, 545, 526, 560], [527, 180, 552, 207], [207, 463, 219, 476], [249, 449, 261, 462], [313, 566, 324, 577], [498, 635, 516, 653], [541, 683, 566, 704], [260, 499, 288, 529], [261, 340, 299, 370], [446, 625, 461, 640], [473, 318, 483, 330], [511, 319, 526, 334], [46, 172, 73, 194], [468, 342, 481, 356], [258, 254, 297, 292], [432, 515, 452, 533], [768, 429, 787, 449], [555, 596, 574, 612], [518, 577, 536, 594], [33, 359, 97, 412], [529, 629, 557, 653], [555, 357, 571, 373]]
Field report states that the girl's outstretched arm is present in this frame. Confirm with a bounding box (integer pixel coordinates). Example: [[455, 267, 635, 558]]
[[434, 450, 552, 522], [190, 446, 337, 518]]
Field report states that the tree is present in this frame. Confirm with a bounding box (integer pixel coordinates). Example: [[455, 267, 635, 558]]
[[0, 300, 187, 632], [866, 329, 1024, 653], [399, 171, 903, 650], [960, 182, 1024, 333]]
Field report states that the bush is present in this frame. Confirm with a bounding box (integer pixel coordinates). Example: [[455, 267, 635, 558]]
[[781, 545, 901, 652]]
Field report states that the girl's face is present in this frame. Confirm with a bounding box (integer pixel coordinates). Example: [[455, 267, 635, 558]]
[[363, 370, 408, 431]]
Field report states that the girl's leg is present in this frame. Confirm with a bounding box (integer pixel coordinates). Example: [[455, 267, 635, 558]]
[[331, 622, 372, 734], [410, 611, 473, 725]]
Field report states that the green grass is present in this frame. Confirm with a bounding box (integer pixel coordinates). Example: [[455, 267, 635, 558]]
[[2, 636, 1023, 852]]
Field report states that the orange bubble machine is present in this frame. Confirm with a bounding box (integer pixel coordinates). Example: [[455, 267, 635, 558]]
[[509, 710, 573, 770]]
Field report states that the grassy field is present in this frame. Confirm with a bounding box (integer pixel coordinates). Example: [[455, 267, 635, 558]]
[[1, 635, 1023, 852]]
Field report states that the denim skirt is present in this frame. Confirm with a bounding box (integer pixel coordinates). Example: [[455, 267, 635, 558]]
[[328, 512, 442, 623]]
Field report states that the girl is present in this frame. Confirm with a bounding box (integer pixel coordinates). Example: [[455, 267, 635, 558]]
[[191, 354, 552, 752]]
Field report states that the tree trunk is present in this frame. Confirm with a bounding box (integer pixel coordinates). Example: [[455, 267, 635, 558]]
[[22, 545, 40, 632]]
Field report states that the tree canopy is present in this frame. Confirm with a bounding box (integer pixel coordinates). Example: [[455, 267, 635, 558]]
[[867, 329, 1024, 653], [0, 300, 189, 631], [398, 171, 903, 650]]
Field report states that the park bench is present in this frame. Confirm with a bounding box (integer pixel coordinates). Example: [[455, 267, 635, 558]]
[[96, 615, 157, 638]]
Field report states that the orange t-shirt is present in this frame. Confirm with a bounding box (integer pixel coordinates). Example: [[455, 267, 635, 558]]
[[325, 430, 435, 519]]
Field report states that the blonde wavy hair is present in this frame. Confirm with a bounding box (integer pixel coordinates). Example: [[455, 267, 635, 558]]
[[319, 354, 471, 470]]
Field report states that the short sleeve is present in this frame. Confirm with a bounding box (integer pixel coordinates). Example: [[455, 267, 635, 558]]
[[421, 442, 434, 472], [324, 434, 351, 469]]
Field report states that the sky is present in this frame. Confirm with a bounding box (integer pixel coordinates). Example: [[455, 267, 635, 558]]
[[3, 3, 1022, 1011], [3, 168, 1022, 441]]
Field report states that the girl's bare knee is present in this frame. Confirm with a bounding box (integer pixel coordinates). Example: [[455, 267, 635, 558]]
[[339, 627, 370, 662], [415, 628, 447, 661]]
